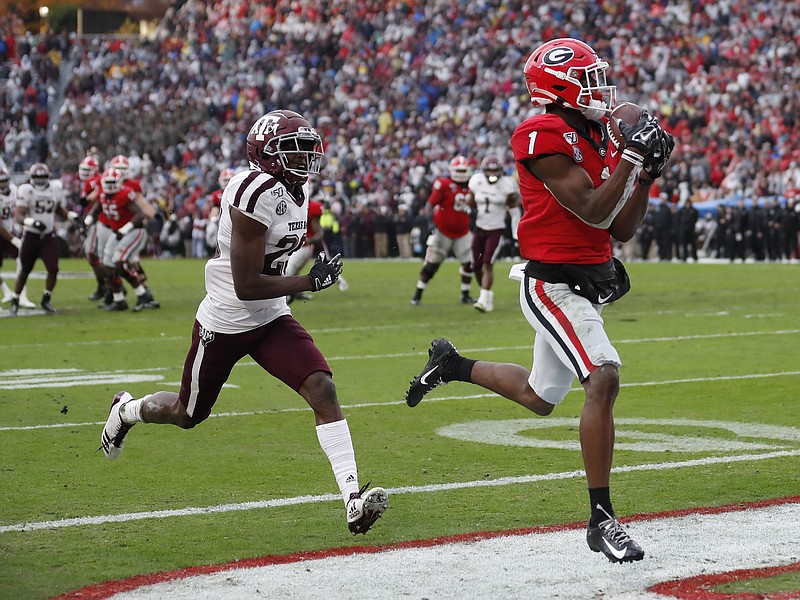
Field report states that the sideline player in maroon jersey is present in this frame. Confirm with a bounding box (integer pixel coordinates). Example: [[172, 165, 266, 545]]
[[404, 38, 673, 563], [410, 155, 476, 305], [9, 163, 79, 315], [99, 109, 388, 535]]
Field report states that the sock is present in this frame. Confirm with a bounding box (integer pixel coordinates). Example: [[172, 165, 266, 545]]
[[589, 487, 614, 526], [134, 284, 147, 296], [120, 396, 148, 424], [1, 282, 10, 295], [43, 290, 52, 299], [316, 419, 359, 505], [460, 283, 471, 294], [113, 291, 125, 302], [450, 356, 476, 383]]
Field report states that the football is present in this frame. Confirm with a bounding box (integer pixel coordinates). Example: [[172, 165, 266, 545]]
[[606, 102, 644, 150]]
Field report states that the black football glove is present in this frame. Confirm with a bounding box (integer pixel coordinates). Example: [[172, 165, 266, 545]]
[[642, 130, 676, 180], [619, 110, 662, 156], [308, 252, 343, 292], [33, 220, 46, 232]]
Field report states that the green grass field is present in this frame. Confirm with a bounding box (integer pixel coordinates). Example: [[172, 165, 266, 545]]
[[1, 257, 799, 598]]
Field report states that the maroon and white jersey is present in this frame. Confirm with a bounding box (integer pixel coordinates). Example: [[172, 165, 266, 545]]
[[511, 113, 613, 264], [1, 182, 18, 234], [16, 179, 65, 235], [468, 172, 518, 231], [97, 186, 138, 231], [427, 176, 472, 239], [196, 169, 309, 334]]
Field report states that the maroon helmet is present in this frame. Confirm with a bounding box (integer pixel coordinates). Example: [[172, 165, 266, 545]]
[[480, 155, 504, 183], [246, 109, 323, 186], [29, 162, 50, 190]]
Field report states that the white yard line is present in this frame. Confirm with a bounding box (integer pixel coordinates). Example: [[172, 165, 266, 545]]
[[2, 449, 798, 535]]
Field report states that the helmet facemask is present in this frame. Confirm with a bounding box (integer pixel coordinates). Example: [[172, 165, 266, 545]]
[[268, 131, 323, 186]]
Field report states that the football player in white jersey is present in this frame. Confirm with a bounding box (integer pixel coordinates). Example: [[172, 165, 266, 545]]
[[8, 163, 77, 316], [100, 110, 388, 535], [467, 155, 521, 312], [0, 168, 37, 308]]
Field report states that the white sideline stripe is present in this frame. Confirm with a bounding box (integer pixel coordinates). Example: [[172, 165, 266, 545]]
[[2, 370, 800, 433], [3, 327, 798, 350], [2, 449, 797, 535]]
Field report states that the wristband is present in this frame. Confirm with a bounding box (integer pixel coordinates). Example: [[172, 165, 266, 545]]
[[117, 221, 134, 235], [621, 148, 644, 168], [11, 237, 21, 249]]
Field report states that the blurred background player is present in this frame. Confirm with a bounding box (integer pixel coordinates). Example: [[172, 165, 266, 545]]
[[77, 154, 107, 301], [9, 162, 78, 316], [88, 168, 159, 312], [285, 186, 324, 303], [410, 155, 475, 305], [99, 109, 387, 535], [0, 167, 26, 305], [468, 155, 521, 312], [109, 154, 157, 305]]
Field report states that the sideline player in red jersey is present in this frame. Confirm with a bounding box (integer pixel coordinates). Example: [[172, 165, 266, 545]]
[[410, 155, 476, 305], [404, 38, 673, 563], [77, 155, 108, 301], [285, 191, 324, 303], [99, 109, 388, 535], [89, 168, 159, 311]]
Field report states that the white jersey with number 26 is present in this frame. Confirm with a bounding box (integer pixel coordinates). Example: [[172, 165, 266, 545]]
[[196, 169, 308, 334]]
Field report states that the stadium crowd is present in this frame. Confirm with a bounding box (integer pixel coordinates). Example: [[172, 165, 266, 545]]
[[2, 0, 800, 262]]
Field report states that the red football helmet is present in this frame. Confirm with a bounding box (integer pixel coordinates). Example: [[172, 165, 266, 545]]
[[246, 109, 323, 186], [0, 168, 10, 195], [100, 168, 122, 194], [110, 155, 130, 179], [523, 38, 616, 120], [480, 155, 504, 183], [79, 156, 100, 181], [218, 168, 236, 189], [29, 163, 50, 189], [448, 156, 473, 183]]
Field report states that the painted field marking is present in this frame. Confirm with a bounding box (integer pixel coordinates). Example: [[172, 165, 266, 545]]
[[1, 369, 799, 433], [2, 447, 798, 535], [52, 498, 800, 600]]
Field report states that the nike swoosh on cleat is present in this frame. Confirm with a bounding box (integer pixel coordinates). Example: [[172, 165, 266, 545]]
[[597, 292, 613, 303], [419, 367, 438, 386], [602, 537, 628, 560]]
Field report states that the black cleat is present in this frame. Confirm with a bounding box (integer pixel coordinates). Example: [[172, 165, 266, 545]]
[[410, 297, 421, 306], [404, 337, 459, 407], [88, 287, 106, 301], [460, 294, 476, 304], [41, 296, 58, 315], [8, 297, 19, 317], [586, 505, 645, 563], [132, 290, 160, 312], [104, 300, 129, 312]]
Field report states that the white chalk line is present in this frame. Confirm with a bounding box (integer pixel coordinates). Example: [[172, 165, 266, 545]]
[[2, 449, 797, 535], [2, 369, 800, 433]]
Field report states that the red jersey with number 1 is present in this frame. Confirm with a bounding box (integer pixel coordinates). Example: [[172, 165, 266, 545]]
[[427, 177, 471, 239], [511, 113, 612, 264], [98, 186, 137, 231]]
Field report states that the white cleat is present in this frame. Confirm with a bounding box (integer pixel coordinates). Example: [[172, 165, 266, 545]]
[[474, 299, 493, 313], [99, 391, 135, 460], [347, 484, 388, 535], [18, 297, 36, 309]]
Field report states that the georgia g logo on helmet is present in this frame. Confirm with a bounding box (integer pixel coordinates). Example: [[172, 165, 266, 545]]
[[542, 46, 575, 66]]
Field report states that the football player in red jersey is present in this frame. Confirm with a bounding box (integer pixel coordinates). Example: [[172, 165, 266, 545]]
[[99, 110, 387, 535], [410, 156, 476, 305], [404, 39, 673, 563], [89, 168, 159, 312], [285, 191, 324, 303], [77, 155, 108, 301]]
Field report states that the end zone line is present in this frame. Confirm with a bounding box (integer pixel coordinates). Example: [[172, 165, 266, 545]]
[[2, 449, 798, 535]]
